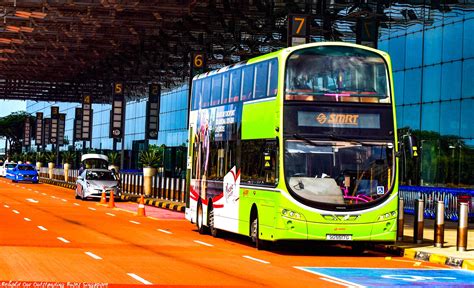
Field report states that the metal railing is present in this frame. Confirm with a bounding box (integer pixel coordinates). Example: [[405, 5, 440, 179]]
[[38, 168, 185, 204], [400, 185, 473, 221]]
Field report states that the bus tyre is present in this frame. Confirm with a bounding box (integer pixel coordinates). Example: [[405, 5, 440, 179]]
[[196, 201, 208, 234], [209, 204, 221, 238], [351, 243, 367, 254], [251, 216, 271, 250]]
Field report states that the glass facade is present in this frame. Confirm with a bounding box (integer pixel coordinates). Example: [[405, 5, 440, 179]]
[[26, 85, 189, 169], [378, 7, 474, 188]]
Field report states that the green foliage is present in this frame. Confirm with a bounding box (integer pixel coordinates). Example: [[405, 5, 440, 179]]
[[35, 152, 45, 163], [107, 151, 120, 165], [21, 152, 34, 163], [138, 150, 162, 168], [11, 152, 21, 162], [44, 152, 56, 163], [61, 151, 75, 164], [0, 111, 34, 156]]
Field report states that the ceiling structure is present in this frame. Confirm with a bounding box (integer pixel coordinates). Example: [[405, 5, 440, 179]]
[[0, 0, 470, 104]]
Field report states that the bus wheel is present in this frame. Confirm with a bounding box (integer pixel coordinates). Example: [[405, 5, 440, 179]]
[[351, 243, 367, 254], [251, 216, 270, 250], [209, 204, 221, 238], [196, 201, 207, 234]]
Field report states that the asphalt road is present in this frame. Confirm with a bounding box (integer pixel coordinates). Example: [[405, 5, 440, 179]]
[[0, 178, 457, 287]]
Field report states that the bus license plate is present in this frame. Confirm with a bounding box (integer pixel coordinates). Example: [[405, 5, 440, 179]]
[[326, 234, 352, 241]]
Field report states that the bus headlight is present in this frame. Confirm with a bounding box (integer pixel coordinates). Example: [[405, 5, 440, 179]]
[[281, 209, 301, 220], [378, 211, 396, 221]]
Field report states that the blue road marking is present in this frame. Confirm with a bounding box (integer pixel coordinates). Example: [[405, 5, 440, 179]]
[[296, 267, 474, 287]]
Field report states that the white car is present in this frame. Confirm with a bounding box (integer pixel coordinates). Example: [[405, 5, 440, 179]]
[[0, 162, 17, 177], [75, 169, 121, 201]]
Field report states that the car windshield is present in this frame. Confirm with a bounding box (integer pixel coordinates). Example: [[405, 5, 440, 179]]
[[6, 164, 16, 169], [285, 139, 395, 207], [86, 171, 116, 181], [18, 165, 35, 171]]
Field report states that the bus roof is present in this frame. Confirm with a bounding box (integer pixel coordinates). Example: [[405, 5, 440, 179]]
[[81, 153, 108, 163]]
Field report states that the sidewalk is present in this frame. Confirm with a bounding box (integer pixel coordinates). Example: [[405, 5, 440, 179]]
[[380, 214, 474, 270]]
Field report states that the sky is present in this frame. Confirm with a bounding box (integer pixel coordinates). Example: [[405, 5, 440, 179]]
[[0, 100, 26, 117]]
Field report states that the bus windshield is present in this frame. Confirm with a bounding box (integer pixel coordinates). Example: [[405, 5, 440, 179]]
[[284, 139, 395, 207], [285, 46, 390, 103]]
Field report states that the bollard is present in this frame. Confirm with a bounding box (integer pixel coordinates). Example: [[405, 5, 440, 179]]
[[414, 199, 424, 244], [434, 200, 445, 248], [457, 202, 469, 252], [397, 198, 404, 241]]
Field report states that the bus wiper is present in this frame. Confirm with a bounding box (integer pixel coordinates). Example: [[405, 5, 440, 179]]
[[292, 134, 326, 147], [327, 134, 365, 146]]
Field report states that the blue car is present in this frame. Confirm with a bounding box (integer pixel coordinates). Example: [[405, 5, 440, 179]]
[[6, 164, 39, 183]]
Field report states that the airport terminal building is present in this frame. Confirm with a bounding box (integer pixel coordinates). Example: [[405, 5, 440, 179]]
[[25, 4, 474, 188]]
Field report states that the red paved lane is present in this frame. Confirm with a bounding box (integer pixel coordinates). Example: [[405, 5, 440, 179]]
[[0, 178, 449, 287]]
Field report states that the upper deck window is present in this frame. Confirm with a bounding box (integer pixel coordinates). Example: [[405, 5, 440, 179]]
[[285, 46, 390, 103]]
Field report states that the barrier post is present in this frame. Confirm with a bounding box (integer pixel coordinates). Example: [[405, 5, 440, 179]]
[[457, 202, 469, 252], [414, 198, 424, 244], [434, 200, 445, 248], [397, 198, 404, 241]]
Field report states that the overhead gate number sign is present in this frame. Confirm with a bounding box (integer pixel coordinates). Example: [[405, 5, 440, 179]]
[[35, 112, 43, 146], [50, 106, 59, 144], [82, 95, 92, 141], [110, 83, 125, 139], [23, 119, 31, 147], [146, 83, 160, 140]]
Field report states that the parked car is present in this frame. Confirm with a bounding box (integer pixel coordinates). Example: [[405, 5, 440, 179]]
[[6, 163, 39, 183], [0, 162, 18, 177], [75, 168, 121, 201]]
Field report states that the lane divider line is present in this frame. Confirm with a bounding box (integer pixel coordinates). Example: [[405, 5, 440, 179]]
[[12, 210, 20, 214], [194, 240, 214, 247], [57, 237, 70, 243], [242, 255, 270, 264], [37, 226, 47, 231], [51, 196, 57, 199], [106, 213, 116, 217], [127, 273, 152, 285], [4, 205, 9, 208], [85, 252, 102, 260], [129, 220, 141, 225], [73, 203, 80, 206], [62, 199, 67, 202], [157, 229, 172, 234], [24, 218, 31, 222], [88, 207, 96, 211], [42, 193, 47, 196]]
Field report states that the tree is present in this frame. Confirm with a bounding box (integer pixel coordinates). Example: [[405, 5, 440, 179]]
[[0, 111, 34, 159]]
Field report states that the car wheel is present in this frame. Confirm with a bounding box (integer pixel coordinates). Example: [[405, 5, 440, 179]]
[[74, 188, 80, 199]]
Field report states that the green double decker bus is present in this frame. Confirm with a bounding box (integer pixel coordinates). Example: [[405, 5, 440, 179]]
[[185, 42, 398, 250]]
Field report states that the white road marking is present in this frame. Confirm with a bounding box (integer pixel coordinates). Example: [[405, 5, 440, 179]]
[[85, 252, 102, 260], [294, 267, 363, 288], [194, 240, 214, 247], [28, 188, 32, 191], [37, 226, 47, 231], [242, 255, 270, 264], [106, 213, 116, 217], [61, 199, 67, 202], [320, 277, 358, 288], [21, 187, 25, 189], [88, 207, 96, 211], [42, 193, 47, 196], [12, 210, 20, 214], [73, 203, 80, 206], [127, 273, 152, 285], [129, 220, 141, 225], [57, 237, 70, 243], [157, 229, 172, 234], [24, 218, 31, 222], [26, 198, 39, 203], [51, 196, 57, 199], [4, 204, 9, 208]]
